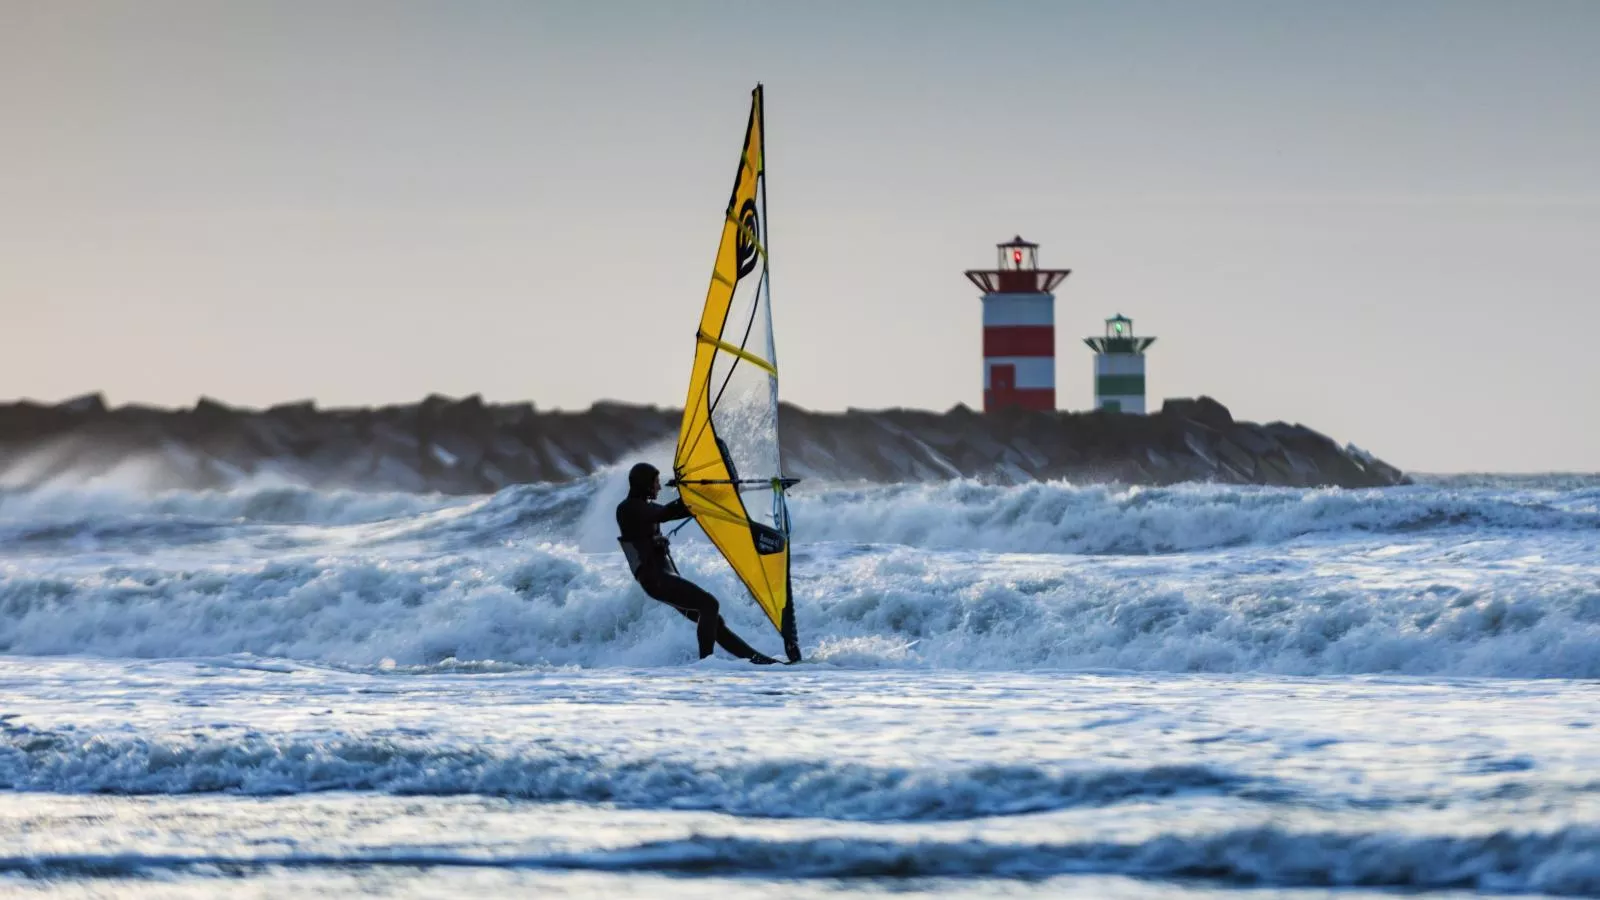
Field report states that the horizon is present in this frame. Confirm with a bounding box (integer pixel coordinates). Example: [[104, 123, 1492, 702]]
[[4, 1, 1597, 473]]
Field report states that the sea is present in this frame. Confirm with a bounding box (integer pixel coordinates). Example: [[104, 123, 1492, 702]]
[[2, 469, 1599, 898]]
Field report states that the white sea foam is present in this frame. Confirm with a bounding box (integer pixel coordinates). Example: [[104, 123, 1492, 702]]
[[0, 477, 1595, 676]]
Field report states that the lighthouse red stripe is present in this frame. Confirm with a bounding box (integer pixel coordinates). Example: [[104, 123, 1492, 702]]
[[983, 326, 1054, 357]]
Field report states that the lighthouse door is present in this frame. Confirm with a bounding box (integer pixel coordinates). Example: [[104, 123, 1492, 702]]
[[988, 363, 1016, 409]]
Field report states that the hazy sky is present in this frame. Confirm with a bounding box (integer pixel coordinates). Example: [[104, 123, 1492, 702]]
[[3, 1, 1596, 472]]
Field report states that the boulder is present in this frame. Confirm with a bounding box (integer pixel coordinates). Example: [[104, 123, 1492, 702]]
[[1159, 396, 1234, 429]]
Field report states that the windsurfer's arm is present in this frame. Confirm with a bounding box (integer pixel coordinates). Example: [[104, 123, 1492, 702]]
[[650, 499, 692, 523]]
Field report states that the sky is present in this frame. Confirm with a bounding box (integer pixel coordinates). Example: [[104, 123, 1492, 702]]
[[2, 0, 1596, 472]]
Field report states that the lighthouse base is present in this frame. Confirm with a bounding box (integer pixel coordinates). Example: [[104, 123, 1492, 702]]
[[984, 387, 1054, 413]]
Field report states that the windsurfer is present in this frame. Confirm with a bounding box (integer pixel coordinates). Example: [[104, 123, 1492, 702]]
[[616, 462, 780, 665]]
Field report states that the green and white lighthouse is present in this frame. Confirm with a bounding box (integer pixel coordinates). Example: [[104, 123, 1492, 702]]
[[1083, 314, 1156, 413]]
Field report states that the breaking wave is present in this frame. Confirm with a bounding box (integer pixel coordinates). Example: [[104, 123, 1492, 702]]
[[3, 475, 1596, 554], [0, 476, 1596, 676], [791, 478, 1600, 555], [0, 726, 1246, 820], [4, 828, 1600, 894]]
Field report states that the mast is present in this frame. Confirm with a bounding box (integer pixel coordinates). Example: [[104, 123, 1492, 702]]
[[757, 83, 800, 663]]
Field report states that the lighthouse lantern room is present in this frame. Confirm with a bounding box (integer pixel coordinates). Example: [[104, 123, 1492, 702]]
[[964, 236, 1071, 412]]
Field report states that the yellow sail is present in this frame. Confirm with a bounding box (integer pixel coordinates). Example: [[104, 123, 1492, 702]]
[[669, 84, 801, 663]]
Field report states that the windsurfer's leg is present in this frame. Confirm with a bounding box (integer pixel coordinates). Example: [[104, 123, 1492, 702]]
[[662, 596, 768, 662], [641, 574, 776, 663], [646, 574, 720, 658], [710, 621, 758, 659]]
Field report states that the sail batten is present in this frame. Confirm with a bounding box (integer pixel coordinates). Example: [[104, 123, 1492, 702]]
[[669, 84, 801, 664], [697, 331, 778, 376]]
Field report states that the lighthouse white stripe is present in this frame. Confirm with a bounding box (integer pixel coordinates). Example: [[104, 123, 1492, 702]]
[[981, 294, 1055, 327], [983, 356, 1054, 390]]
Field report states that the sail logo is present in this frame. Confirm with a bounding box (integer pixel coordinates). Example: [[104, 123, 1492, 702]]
[[735, 198, 761, 279], [750, 522, 786, 555]]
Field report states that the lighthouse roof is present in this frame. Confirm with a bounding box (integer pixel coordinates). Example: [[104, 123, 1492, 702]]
[[999, 235, 1038, 248]]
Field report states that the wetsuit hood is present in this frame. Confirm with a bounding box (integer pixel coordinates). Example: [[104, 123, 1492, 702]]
[[627, 462, 659, 498]]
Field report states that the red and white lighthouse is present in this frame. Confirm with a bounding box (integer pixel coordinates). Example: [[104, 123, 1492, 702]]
[[964, 236, 1071, 412]]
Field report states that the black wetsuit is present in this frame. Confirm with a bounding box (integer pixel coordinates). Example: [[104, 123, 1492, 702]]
[[616, 491, 767, 661]]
